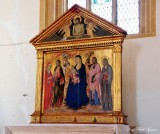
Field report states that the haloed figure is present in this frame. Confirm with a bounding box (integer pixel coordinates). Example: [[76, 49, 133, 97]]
[[62, 58, 71, 102], [100, 58, 113, 111], [52, 60, 65, 107], [66, 55, 89, 109], [88, 57, 101, 106], [73, 17, 84, 38], [44, 62, 53, 111]]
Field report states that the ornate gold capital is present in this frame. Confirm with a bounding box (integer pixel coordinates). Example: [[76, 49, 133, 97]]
[[114, 44, 122, 52], [37, 50, 44, 59]]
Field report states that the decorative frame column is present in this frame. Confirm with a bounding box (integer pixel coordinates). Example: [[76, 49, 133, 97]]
[[31, 50, 44, 123]]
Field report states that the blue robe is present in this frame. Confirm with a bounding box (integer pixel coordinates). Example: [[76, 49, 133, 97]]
[[66, 64, 89, 109], [100, 64, 113, 111]]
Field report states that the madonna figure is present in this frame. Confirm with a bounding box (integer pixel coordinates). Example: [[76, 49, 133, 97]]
[[66, 55, 89, 109]]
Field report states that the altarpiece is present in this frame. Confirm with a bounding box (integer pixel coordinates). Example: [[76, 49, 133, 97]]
[[30, 4, 127, 124]]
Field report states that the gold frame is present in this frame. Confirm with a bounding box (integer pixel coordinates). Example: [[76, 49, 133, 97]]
[[30, 4, 127, 124]]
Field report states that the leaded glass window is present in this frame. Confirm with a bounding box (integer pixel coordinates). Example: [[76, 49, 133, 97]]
[[117, 0, 139, 34], [91, 0, 112, 22]]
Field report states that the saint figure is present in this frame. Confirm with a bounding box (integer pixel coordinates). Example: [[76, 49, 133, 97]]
[[88, 57, 101, 105], [52, 60, 65, 107], [44, 62, 53, 111], [100, 58, 113, 111]]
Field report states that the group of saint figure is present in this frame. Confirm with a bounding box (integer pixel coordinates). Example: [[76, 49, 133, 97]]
[[44, 54, 113, 112]]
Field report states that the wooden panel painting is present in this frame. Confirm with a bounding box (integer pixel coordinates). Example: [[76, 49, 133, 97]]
[[30, 4, 127, 124], [43, 48, 114, 114]]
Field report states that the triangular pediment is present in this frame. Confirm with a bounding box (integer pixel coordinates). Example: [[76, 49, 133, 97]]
[[30, 4, 127, 44]]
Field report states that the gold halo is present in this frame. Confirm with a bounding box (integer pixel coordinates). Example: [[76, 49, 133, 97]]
[[45, 62, 52, 69], [73, 15, 82, 23], [101, 56, 111, 64]]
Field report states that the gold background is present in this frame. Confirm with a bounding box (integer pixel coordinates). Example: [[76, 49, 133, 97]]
[[42, 48, 113, 113], [44, 48, 113, 71]]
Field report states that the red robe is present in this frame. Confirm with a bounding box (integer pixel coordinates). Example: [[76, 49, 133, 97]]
[[44, 70, 53, 111]]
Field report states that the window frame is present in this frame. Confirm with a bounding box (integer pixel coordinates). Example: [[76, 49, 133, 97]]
[[40, 0, 156, 39]]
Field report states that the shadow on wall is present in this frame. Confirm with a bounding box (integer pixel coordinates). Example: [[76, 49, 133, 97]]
[[122, 40, 142, 133]]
